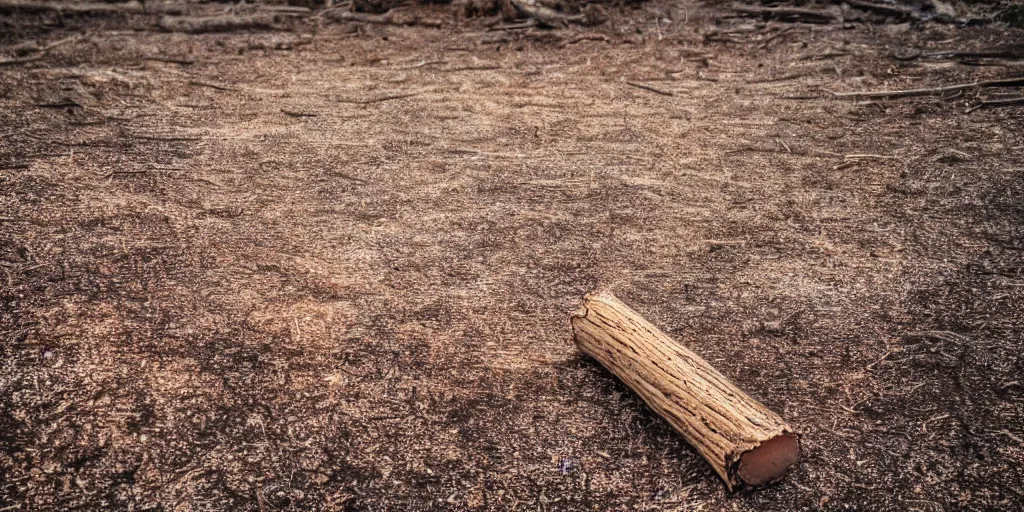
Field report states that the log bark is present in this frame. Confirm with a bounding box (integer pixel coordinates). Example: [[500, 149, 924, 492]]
[[571, 291, 799, 490]]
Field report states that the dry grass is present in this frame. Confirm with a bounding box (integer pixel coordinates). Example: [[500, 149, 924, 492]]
[[1, 3, 1023, 510]]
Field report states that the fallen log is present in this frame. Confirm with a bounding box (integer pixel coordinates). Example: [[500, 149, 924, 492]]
[[571, 291, 799, 490]]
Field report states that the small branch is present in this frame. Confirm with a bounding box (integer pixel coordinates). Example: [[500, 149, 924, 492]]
[[158, 14, 276, 34], [331, 172, 368, 184], [131, 134, 204, 142], [337, 92, 420, 105], [844, 154, 898, 160], [323, 9, 440, 27], [559, 33, 610, 48], [144, 56, 195, 65], [829, 76, 1024, 99], [395, 60, 447, 70], [757, 26, 797, 49], [845, 0, 919, 20], [35, 99, 81, 109], [966, 96, 1024, 113], [444, 64, 500, 72], [103, 170, 148, 178], [189, 80, 236, 92], [510, 0, 581, 28], [625, 81, 674, 96], [732, 4, 839, 24], [0, 0, 143, 14], [0, 34, 83, 67], [281, 109, 318, 117]]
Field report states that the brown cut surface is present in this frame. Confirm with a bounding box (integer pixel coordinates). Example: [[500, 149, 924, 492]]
[[1, 2, 1023, 511], [737, 434, 800, 486]]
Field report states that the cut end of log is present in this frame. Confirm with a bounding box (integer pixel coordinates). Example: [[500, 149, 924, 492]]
[[736, 433, 800, 486]]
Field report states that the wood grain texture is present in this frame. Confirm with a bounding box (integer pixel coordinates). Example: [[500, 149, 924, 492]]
[[571, 291, 799, 490]]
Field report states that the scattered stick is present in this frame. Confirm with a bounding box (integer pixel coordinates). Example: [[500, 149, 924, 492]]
[[507, 0, 605, 28], [509, 0, 581, 28], [444, 64, 500, 72], [144, 56, 196, 65], [396, 60, 447, 70], [0, 0, 140, 14], [189, 80, 237, 92], [0, 53, 45, 66], [35, 99, 81, 109], [845, 0, 919, 20], [757, 26, 797, 49], [281, 109, 318, 117], [829, 76, 1024, 99], [732, 4, 839, 24], [844, 154, 898, 160], [131, 134, 204, 142], [331, 171, 368, 184], [0, 34, 83, 67], [103, 169, 148, 178], [796, 51, 849, 61], [966, 96, 1024, 113], [625, 81, 674, 96], [0, 0, 183, 15], [158, 14, 275, 34], [746, 72, 805, 84], [324, 9, 439, 27], [337, 92, 420, 105], [559, 33, 610, 47], [896, 49, 1024, 61]]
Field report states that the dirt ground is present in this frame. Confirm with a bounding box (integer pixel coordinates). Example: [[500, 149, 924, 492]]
[[2, 2, 1023, 510]]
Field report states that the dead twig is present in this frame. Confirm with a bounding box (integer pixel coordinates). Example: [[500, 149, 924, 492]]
[[0, 34, 83, 67], [745, 72, 804, 84], [103, 170, 148, 178], [757, 26, 797, 49], [34, 99, 81, 109], [797, 51, 849, 61], [131, 134, 204, 142], [324, 9, 440, 27], [844, 154, 898, 160], [337, 92, 420, 105], [507, 0, 605, 28], [896, 49, 1024, 61], [330, 172, 368, 184], [144, 56, 195, 65], [845, 0, 919, 21], [625, 81, 674, 96], [189, 80, 237, 92], [0, 0, 173, 15], [732, 4, 839, 24], [396, 60, 447, 70], [558, 33, 610, 48], [158, 14, 276, 33], [829, 76, 1024, 99], [966, 96, 1024, 113], [282, 109, 318, 118]]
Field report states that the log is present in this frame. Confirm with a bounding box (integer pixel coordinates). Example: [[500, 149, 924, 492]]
[[571, 291, 799, 490]]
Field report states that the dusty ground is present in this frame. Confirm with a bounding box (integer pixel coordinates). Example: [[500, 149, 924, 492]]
[[2, 2, 1023, 510]]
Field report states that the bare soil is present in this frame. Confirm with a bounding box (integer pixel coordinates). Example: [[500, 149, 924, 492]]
[[2, 3, 1023, 510]]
